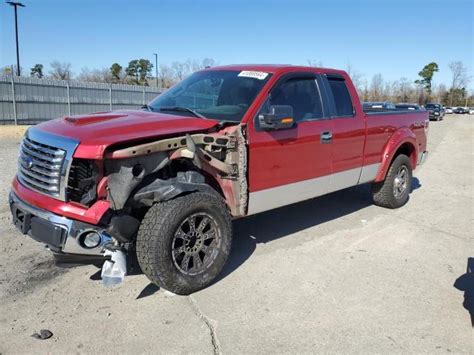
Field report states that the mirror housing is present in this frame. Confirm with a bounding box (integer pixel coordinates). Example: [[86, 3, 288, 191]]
[[258, 105, 296, 130]]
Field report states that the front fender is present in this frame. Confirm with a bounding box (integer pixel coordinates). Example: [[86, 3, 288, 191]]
[[375, 127, 419, 182]]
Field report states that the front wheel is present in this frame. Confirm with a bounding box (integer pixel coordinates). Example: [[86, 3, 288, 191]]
[[136, 192, 232, 295], [371, 154, 413, 209]]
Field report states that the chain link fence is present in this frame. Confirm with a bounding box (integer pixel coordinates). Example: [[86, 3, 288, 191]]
[[0, 75, 162, 125]]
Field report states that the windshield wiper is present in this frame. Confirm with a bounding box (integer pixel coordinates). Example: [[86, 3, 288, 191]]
[[141, 104, 154, 112], [159, 106, 207, 119]]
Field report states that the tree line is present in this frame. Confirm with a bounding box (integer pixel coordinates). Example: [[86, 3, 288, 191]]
[[2, 58, 472, 106], [2, 58, 217, 88], [343, 61, 471, 107]]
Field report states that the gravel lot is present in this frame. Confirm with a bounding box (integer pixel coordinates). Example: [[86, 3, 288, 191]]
[[0, 115, 472, 354]]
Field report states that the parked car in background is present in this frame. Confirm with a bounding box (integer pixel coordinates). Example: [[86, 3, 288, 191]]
[[445, 107, 454, 114], [425, 103, 445, 121], [468, 107, 474, 114], [395, 103, 422, 111], [362, 102, 397, 112], [454, 107, 468, 114]]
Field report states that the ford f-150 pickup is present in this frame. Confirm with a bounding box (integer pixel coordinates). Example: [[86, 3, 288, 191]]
[[9, 65, 429, 294]]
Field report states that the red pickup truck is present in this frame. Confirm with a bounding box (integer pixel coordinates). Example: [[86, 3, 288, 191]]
[[9, 65, 428, 294]]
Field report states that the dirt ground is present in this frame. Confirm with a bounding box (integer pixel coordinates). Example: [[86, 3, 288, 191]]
[[0, 116, 472, 354]]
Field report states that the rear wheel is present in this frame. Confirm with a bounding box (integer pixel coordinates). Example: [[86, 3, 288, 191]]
[[372, 154, 412, 209], [136, 192, 232, 295]]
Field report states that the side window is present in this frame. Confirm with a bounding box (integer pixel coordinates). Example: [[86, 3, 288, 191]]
[[327, 77, 354, 117], [267, 78, 323, 121]]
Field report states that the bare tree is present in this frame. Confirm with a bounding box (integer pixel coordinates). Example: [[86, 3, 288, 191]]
[[414, 78, 425, 104], [433, 83, 448, 104], [201, 58, 216, 68], [449, 61, 469, 105], [383, 81, 397, 101], [360, 78, 369, 101], [171, 61, 187, 81], [307, 59, 323, 67], [346, 64, 364, 94], [369, 74, 384, 101], [50, 61, 72, 80], [159, 64, 175, 88], [397, 77, 412, 102], [77, 67, 113, 83]]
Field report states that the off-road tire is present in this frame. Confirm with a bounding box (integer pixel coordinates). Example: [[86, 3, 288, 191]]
[[136, 192, 232, 295], [371, 154, 412, 209]]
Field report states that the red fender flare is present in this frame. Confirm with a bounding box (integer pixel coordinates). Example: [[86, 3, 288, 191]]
[[374, 127, 419, 182]]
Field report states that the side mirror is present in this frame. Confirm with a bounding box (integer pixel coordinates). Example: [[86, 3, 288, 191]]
[[258, 105, 296, 130]]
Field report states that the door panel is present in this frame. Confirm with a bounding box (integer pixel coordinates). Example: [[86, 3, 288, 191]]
[[247, 120, 333, 214], [247, 74, 334, 215], [248, 120, 333, 191]]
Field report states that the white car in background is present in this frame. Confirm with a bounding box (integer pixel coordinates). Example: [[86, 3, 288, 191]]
[[468, 107, 474, 114], [445, 107, 454, 114]]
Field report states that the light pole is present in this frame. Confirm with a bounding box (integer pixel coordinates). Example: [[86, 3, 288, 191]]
[[6, 1, 25, 76], [153, 53, 159, 89]]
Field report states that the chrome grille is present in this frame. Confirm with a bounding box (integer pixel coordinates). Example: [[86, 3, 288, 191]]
[[18, 137, 66, 197]]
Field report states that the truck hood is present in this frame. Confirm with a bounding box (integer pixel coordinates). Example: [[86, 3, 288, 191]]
[[37, 110, 221, 159]]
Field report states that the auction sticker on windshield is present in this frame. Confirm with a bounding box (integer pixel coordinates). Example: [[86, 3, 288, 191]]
[[238, 71, 269, 80]]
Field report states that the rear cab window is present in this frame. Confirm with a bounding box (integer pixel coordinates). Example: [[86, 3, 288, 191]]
[[324, 74, 355, 117]]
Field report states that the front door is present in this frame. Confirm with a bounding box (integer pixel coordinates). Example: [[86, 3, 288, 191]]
[[247, 73, 333, 215]]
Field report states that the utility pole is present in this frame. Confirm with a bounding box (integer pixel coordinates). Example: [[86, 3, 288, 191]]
[[6, 2, 26, 76], [153, 53, 159, 89]]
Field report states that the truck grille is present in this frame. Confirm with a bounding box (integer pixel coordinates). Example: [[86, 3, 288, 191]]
[[18, 137, 66, 197]]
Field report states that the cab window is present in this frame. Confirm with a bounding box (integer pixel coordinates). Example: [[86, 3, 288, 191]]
[[326, 77, 354, 117], [265, 77, 324, 121]]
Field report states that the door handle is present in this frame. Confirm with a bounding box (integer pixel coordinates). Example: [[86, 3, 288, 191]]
[[320, 131, 333, 144]]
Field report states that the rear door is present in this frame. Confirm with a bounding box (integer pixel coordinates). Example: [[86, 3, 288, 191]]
[[247, 73, 333, 215], [321, 74, 368, 188]]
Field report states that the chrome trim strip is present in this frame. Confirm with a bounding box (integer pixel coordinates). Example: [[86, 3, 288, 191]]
[[18, 164, 60, 185], [20, 127, 80, 201], [17, 172, 59, 192], [20, 143, 64, 163], [18, 153, 62, 170], [247, 163, 381, 215], [23, 138, 65, 156], [18, 160, 60, 177]]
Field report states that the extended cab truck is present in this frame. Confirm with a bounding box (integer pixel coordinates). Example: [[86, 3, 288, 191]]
[[9, 65, 429, 295]]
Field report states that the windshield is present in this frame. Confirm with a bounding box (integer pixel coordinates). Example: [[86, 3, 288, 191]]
[[425, 104, 439, 109], [149, 70, 272, 122]]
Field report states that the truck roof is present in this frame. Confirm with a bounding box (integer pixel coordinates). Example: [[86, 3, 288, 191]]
[[205, 64, 344, 75]]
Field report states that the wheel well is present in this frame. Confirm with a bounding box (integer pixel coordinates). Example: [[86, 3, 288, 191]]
[[393, 142, 416, 168], [167, 159, 225, 199]]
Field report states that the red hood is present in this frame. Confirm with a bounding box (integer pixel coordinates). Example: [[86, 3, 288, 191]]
[[37, 110, 220, 159]]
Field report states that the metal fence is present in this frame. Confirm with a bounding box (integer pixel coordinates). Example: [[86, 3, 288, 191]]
[[0, 75, 162, 125]]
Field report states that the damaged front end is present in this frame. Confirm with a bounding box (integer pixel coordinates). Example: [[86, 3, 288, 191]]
[[11, 124, 249, 286], [104, 124, 248, 219], [91, 125, 249, 285]]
